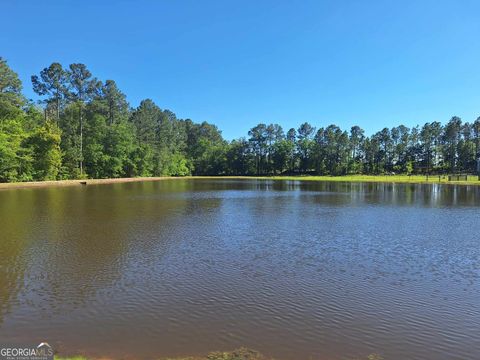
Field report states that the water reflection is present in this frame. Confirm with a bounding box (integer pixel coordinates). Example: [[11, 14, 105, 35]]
[[0, 179, 479, 360]]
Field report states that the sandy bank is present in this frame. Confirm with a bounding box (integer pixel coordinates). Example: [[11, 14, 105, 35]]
[[0, 176, 254, 190]]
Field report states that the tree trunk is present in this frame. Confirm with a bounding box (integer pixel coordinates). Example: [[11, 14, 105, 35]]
[[56, 96, 60, 125], [79, 104, 83, 175], [109, 101, 113, 125]]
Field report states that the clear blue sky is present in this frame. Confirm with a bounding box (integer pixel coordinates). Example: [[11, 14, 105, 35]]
[[2, 0, 480, 139]]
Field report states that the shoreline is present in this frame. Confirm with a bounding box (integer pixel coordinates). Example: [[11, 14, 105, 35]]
[[261, 174, 480, 186], [0, 176, 172, 190], [0, 176, 255, 190], [0, 174, 479, 190], [54, 348, 382, 360]]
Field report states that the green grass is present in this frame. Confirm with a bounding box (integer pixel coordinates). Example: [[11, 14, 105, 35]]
[[255, 174, 480, 185], [54, 348, 384, 360], [53, 349, 268, 360]]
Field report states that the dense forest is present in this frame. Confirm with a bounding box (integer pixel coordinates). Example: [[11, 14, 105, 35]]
[[1, 57, 479, 182]]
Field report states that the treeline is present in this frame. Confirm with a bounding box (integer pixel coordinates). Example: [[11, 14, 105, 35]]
[[0, 58, 226, 181], [1, 57, 479, 182]]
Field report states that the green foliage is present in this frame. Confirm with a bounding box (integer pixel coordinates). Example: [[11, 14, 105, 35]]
[[190, 138, 227, 175], [1, 58, 480, 183], [0, 116, 33, 182], [132, 143, 154, 176], [101, 121, 137, 178], [405, 161, 414, 175], [225, 138, 254, 175], [25, 121, 62, 180], [164, 153, 191, 176], [31, 62, 68, 121], [0, 57, 25, 119], [271, 139, 294, 174]]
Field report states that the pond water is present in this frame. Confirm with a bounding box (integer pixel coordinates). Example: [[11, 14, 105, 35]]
[[0, 179, 479, 360]]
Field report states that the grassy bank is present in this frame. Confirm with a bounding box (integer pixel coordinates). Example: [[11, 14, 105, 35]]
[[260, 174, 480, 185], [53, 349, 268, 360], [1, 174, 479, 191], [54, 348, 383, 360]]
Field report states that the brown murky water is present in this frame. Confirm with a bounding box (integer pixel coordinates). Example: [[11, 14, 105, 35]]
[[0, 179, 479, 360]]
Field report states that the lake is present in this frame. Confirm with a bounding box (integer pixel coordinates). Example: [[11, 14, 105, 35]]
[[0, 179, 479, 360]]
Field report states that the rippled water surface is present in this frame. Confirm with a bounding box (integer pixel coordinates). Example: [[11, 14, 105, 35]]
[[1, 179, 480, 360]]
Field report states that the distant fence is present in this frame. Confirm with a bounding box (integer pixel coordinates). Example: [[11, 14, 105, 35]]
[[448, 174, 470, 181]]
